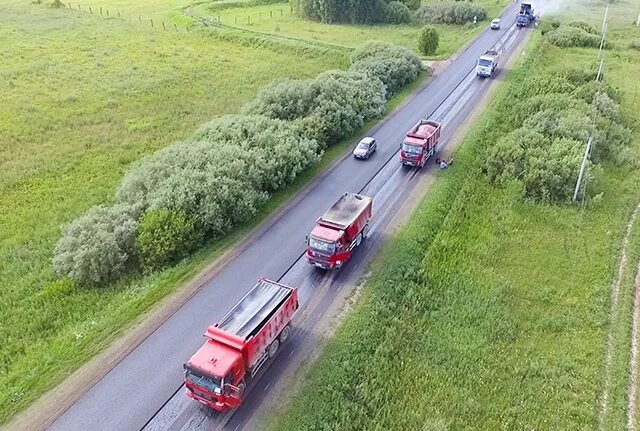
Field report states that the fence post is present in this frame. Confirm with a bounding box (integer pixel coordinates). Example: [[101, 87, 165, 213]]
[[89, 6, 92, 13], [106, 9, 109, 16], [162, 21, 166, 30], [150, 18, 154, 28], [117, 11, 120, 18], [270, 10, 272, 18], [68, 2, 71, 8], [248, 15, 250, 24], [572, 137, 592, 202], [235, 16, 237, 24], [77, 4, 81, 10], [139, 15, 141, 23], [174, 23, 178, 31], [280, 9, 283, 16], [99, 6, 102, 15]]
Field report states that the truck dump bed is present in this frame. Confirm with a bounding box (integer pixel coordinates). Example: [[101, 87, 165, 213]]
[[320, 193, 373, 230], [216, 279, 294, 339], [407, 120, 439, 140]]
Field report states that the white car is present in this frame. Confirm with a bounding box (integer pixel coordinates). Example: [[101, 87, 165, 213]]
[[353, 137, 377, 159], [490, 18, 501, 29]]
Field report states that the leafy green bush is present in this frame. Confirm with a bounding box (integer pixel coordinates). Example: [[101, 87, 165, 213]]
[[118, 115, 321, 235], [293, 0, 388, 24], [538, 16, 560, 35], [53, 204, 139, 285], [417, 26, 439, 55], [545, 26, 601, 48], [385, 1, 412, 24], [413, 2, 487, 24], [629, 40, 640, 51], [350, 42, 422, 95], [567, 20, 598, 35], [399, 0, 420, 11], [136, 209, 202, 270], [244, 70, 386, 145]]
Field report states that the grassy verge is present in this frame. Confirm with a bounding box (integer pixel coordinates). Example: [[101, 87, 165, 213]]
[[188, 0, 508, 59], [265, 5, 640, 429], [0, 0, 428, 416]]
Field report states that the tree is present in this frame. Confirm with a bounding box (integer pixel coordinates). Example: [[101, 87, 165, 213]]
[[417, 26, 439, 55]]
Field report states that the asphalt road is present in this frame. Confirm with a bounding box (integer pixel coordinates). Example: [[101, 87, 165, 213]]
[[47, 5, 527, 430]]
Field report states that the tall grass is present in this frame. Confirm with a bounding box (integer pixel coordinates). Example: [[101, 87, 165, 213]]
[[267, 19, 640, 430]]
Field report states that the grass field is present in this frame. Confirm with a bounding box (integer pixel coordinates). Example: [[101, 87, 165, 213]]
[[189, 0, 509, 59], [0, 0, 348, 422], [266, 2, 640, 429]]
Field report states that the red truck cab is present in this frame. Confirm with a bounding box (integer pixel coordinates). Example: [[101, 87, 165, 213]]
[[184, 278, 298, 412], [306, 192, 373, 270], [400, 120, 441, 167]]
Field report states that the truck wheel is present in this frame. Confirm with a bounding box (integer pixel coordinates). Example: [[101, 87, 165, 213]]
[[279, 325, 291, 344], [362, 224, 369, 239], [237, 382, 246, 397], [268, 339, 280, 358], [356, 233, 362, 247]]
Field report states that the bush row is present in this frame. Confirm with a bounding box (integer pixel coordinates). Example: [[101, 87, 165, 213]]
[[481, 67, 632, 202], [413, 2, 487, 25], [53, 42, 423, 285], [545, 22, 605, 49]]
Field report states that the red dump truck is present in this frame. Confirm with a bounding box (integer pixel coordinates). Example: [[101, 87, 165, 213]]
[[306, 192, 373, 270], [184, 278, 298, 412], [400, 120, 441, 167]]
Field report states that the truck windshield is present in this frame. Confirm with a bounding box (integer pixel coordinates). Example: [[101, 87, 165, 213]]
[[401, 143, 422, 155], [185, 367, 221, 393], [478, 59, 492, 67], [309, 237, 336, 254]]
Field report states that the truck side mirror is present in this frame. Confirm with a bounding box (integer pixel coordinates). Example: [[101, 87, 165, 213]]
[[305, 235, 308, 244]]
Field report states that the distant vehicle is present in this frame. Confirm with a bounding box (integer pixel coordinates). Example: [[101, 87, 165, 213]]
[[400, 119, 441, 167], [516, 2, 535, 27], [306, 192, 373, 270], [184, 278, 298, 413], [490, 18, 501, 29], [353, 137, 377, 159], [476, 49, 500, 78]]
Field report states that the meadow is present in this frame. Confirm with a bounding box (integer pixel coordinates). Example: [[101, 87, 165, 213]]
[[188, 0, 510, 58], [267, 2, 640, 429]]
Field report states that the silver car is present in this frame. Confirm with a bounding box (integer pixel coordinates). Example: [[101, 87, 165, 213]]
[[490, 18, 501, 29], [353, 137, 377, 159]]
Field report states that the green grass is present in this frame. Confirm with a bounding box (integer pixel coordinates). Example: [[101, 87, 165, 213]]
[[266, 3, 640, 429], [0, 0, 431, 421], [188, 0, 509, 59], [0, 0, 345, 422]]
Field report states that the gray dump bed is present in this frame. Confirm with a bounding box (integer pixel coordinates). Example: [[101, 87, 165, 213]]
[[321, 193, 372, 229], [216, 279, 292, 340]]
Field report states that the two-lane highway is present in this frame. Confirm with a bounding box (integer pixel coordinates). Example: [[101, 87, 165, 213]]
[[46, 4, 528, 430]]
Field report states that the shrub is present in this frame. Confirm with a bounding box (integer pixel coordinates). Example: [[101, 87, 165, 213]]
[[629, 40, 640, 51], [53, 204, 139, 285], [244, 71, 386, 145], [350, 42, 422, 95], [385, 1, 412, 24], [136, 209, 202, 270], [545, 26, 601, 48], [567, 20, 598, 35], [417, 26, 439, 55], [400, 0, 420, 11], [294, 0, 389, 24], [538, 16, 560, 35], [414, 3, 487, 25]]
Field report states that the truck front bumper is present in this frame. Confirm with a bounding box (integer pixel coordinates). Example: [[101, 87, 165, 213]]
[[186, 388, 227, 412]]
